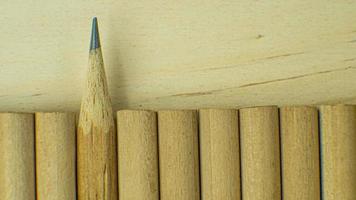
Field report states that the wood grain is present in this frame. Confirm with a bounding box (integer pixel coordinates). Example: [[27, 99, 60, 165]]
[[0, 113, 35, 200], [117, 110, 159, 200], [280, 106, 320, 200], [240, 106, 281, 200], [35, 112, 76, 200], [1, 0, 356, 111], [158, 110, 200, 200], [199, 109, 240, 200], [77, 47, 118, 200], [320, 105, 356, 199]]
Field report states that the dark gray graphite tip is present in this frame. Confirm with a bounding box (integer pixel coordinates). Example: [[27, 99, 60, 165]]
[[90, 17, 101, 50]]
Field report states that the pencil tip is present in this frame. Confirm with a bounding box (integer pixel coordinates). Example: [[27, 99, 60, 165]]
[[90, 17, 101, 50]]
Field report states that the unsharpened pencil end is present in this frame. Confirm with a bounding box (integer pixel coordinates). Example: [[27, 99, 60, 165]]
[[90, 17, 101, 50]]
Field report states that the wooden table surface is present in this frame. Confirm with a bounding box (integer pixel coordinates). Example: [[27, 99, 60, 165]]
[[1, 0, 356, 112]]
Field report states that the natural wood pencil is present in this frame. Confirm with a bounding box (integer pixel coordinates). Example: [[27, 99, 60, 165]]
[[158, 110, 200, 200], [0, 113, 35, 200], [240, 106, 281, 200], [35, 112, 76, 200], [199, 109, 240, 200], [77, 17, 118, 200], [117, 110, 159, 200], [280, 106, 320, 200], [320, 105, 356, 199]]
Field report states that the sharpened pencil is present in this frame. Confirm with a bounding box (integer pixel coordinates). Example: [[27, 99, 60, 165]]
[[77, 17, 118, 200]]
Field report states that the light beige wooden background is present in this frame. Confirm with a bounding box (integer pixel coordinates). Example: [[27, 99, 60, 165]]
[[1, 0, 356, 112]]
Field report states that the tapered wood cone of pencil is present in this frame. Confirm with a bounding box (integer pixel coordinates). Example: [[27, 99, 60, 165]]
[[77, 17, 118, 200]]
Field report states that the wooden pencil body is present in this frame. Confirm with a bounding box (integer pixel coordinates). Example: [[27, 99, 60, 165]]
[[77, 48, 118, 200], [240, 106, 281, 200], [280, 106, 320, 200], [158, 110, 200, 200], [35, 112, 76, 200], [0, 113, 35, 200], [199, 109, 240, 200], [320, 105, 356, 199], [117, 110, 159, 200]]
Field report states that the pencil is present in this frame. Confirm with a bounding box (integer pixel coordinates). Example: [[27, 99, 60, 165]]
[[240, 106, 281, 200], [320, 105, 356, 199], [117, 110, 159, 200], [280, 106, 320, 199], [35, 112, 76, 200], [199, 109, 240, 200], [158, 110, 200, 200], [0, 113, 35, 200], [77, 17, 118, 200]]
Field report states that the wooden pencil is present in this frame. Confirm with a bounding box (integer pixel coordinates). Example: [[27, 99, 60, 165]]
[[240, 106, 281, 200], [199, 109, 240, 200], [35, 112, 76, 200], [117, 110, 159, 200], [77, 18, 118, 200], [158, 110, 200, 200], [280, 106, 320, 200], [320, 105, 356, 199], [0, 113, 35, 200]]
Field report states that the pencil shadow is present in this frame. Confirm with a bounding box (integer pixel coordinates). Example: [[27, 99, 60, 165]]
[[105, 17, 129, 112]]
